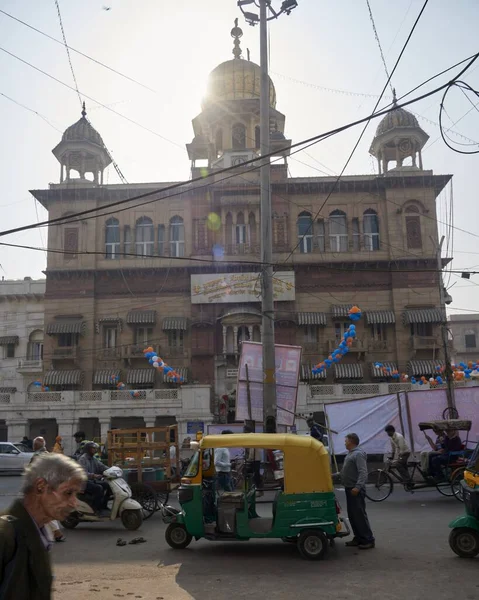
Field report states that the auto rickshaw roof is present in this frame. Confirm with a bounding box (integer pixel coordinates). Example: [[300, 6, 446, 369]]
[[200, 433, 333, 494], [418, 419, 472, 432], [199, 433, 324, 452]]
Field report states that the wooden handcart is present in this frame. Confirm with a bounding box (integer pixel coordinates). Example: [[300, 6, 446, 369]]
[[107, 425, 180, 519]]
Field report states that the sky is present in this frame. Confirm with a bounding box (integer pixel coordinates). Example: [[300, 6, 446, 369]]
[[0, 0, 478, 317]]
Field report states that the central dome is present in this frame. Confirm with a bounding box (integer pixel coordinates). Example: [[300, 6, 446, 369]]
[[202, 58, 276, 109], [62, 113, 105, 147]]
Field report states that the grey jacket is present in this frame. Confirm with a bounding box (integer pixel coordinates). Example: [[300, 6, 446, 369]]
[[340, 446, 368, 489]]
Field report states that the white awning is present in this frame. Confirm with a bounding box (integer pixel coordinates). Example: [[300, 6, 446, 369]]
[[370, 362, 398, 378], [297, 313, 327, 326], [300, 364, 327, 381], [334, 363, 363, 380], [407, 360, 444, 377]]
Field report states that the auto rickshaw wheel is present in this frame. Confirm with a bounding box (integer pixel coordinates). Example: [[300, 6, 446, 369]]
[[297, 530, 328, 560], [61, 514, 79, 529], [165, 523, 193, 550], [449, 527, 479, 558]]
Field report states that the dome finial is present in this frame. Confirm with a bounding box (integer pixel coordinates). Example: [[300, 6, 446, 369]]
[[392, 88, 397, 107], [231, 18, 243, 59], [81, 101, 87, 118]]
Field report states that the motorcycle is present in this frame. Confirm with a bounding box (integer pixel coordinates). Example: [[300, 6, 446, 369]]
[[61, 466, 143, 531]]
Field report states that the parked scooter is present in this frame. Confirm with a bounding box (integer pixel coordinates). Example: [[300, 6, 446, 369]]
[[61, 466, 143, 531]]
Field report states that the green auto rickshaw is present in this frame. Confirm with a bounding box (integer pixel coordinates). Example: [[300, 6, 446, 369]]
[[449, 439, 479, 558], [162, 433, 350, 560]]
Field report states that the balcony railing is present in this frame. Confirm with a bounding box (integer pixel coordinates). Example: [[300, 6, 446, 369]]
[[98, 348, 122, 360], [410, 336, 440, 351], [224, 244, 260, 256], [367, 339, 391, 353], [17, 359, 43, 372], [302, 342, 325, 355], [123, 345, 160, 358], [328, 339, 365, 353], [53, 347, 79, 359], [163, 346, 187, 358]]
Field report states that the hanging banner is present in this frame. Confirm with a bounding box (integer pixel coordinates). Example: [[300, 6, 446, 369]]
[[235, 342, 302, 427]]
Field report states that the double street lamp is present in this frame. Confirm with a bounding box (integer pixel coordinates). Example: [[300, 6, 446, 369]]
[[237, 1, 299, 433]]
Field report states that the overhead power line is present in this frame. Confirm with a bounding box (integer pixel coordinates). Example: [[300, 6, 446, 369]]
[[1, 48, 478, 240], [366, 0, 394, 95], [0, 8, 157, 93], [53, 0, 82, 107]]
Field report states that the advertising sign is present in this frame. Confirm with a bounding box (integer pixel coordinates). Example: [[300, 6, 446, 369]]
[[190, 272, 295, 304], [235, 342, 302, 427]]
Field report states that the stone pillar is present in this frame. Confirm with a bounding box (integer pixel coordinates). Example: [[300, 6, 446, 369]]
[[99, 419, 111, 447], [418, 149, 423, 170], [6, 419, 28, 442], [246, 326, 252, 340], [222, 326, 227, 356], [233, 326, 239, 354], [56, 420, 76, 456], [60, 162, 64, 183]]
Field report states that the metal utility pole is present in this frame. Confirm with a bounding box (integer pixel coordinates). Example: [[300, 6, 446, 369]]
[[258, 0, 276, 434], [434, 235, 455, 411], [238, 0, 299, 434]]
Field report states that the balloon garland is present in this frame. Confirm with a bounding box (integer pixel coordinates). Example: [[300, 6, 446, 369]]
[[373, 360, 479, 386], [312, 306, 362, 376], [143, 347, 184, 383], [33, 380, 50, 392]]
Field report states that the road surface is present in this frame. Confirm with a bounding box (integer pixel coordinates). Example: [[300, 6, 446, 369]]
[[1, 475, 477, 600]]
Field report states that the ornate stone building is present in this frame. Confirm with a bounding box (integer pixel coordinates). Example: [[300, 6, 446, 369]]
[[29, 23, 451, 409]]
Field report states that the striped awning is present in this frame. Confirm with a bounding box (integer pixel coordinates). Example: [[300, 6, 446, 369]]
[[0, 336, 19, 345], [126, 368, 156, 385], [46, 320, 86, 335], [301, 364, 326, 381], [0, 387, 16, 393], [297, 313, 327, 326], [334, 363, 364, 380], [126, 310, 157, 325], [371, 362, 398, 378], [331, 305, 353, 318], [93, 369, 121, 385], [163, 317, 188, 331], [44, 370, 84, 386], [366, 311, 396, 325], [162, 366, 189, 383], [407, 360, 444, 377], [95, 318, 123, 334], [402, 308, 445, 325]]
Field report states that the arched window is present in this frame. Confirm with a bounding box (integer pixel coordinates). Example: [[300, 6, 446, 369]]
[[405, 208, 422, 249], [465, 329, 477, 349], [135, 217, 154, 256], [249, 212, 257, 246], [169, 216, 185, 257], [297, 212, 313, 254], [363, 209, 380, 251], [329, 210, 348, 252], [235, 212, 248, 246], [105, 218, 120, 259], [27, 330, 44, 362], [232, 123, 246, 150], [215, 128, 223, 154]]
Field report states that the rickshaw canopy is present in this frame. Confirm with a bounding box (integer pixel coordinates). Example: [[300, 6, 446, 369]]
[[199, 433, 333, 494], [418, 419, 472, 432]]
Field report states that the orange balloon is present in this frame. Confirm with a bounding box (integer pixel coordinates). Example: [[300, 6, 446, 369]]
[[349, 305, 360, 314]]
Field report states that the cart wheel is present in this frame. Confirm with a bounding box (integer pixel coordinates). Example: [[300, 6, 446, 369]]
[[365, 469, 393, 502], [61, 514, 79, 529], [436, 478, 456, 497], [156, 490, 170, 508], [451, 469, 465, 502], [297, 530, 328, 560], [165, 523, 192, 550], [130, 483, 157, 520], [449, 528, 479, 558]]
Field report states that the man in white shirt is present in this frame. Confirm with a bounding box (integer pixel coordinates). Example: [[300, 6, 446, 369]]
[[214, 430, 233, 491], [385, 425, 411, 481]]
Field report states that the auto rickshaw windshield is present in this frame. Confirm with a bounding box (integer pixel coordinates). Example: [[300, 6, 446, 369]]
[[185, 451, 200, 478]]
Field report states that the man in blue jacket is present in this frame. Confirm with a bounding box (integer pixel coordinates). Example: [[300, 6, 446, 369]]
[[340, 433, 375, 550]]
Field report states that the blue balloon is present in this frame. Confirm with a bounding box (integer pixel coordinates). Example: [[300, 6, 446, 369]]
[[411, 377, 417, 384], [419, 380, 424, 385]]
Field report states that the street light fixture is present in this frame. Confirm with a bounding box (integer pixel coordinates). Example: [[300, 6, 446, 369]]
[[237, 0, 299, 434]]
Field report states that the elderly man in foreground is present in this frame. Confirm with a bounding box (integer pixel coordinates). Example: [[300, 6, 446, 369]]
[[0, 453, 86, 600]]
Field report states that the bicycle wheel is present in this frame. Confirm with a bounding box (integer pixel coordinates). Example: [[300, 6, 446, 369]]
[[436, 467, 457, 497], [130, 483, 157, 520], [365, 469, 393, 502], [451, 468, 465, 502]]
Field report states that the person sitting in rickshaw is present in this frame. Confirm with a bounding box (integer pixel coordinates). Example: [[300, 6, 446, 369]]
[[420, 426, 445, 474], [429, 430, 463, 479]]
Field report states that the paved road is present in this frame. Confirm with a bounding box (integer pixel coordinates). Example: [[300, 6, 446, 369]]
[[2, 475, 478, 599]]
